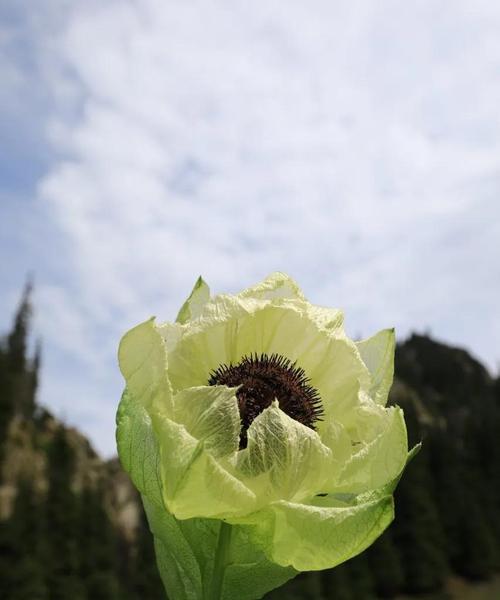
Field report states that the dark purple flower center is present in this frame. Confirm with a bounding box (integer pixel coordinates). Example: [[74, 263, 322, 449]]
[[208, 353, 323, 449]]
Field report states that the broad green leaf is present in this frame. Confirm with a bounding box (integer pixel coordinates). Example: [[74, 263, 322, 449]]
[[221, 524, 297, 600], [116, 388, 163, 505], [143, 497, 297, 600]]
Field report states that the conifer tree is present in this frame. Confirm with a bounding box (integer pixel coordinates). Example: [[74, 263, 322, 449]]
[[0, 342, 11, 478], [0, 285, 33, 472], [367, 528, 404, 598], [393, 447, 448, 594], [321, 563, 353, 600], [79, 477, 122, 600], [0, 282, 36, 465], [0, 478, 48, 600], [265, 571, 324, 600], [7, 281, 32, 375], [345, 552, 374, 599], [45, 427, 85, 600]]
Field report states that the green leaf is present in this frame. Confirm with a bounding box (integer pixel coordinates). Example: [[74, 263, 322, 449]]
[[116, 388, 163, 505], [406, 441, 422, 463], [144, 497, 297, 600]]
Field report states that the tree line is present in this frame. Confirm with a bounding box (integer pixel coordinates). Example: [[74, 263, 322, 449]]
[[0, 287, 164, 600]]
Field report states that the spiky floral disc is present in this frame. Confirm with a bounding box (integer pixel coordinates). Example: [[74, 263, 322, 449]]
[[209, 353, 323, 448]]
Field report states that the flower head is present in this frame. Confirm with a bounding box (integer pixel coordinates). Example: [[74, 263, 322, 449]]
[[117, 273, 409, 573]]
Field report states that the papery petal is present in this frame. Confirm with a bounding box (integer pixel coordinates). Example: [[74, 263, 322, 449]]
[[334, 406, 408, 494], [176, 277, 211, 324], [167, 300, 369, 431], [237, 402, 332, 503], [356, 329, 395, 406], [319, 419, 354, 485], [302, 304, 345, 335], [173, 385, 240, 457], [151, 413, 257, 520], [237, 272, 305, 301], [118, 318, 172, 413], [249, 493, 394, 571]]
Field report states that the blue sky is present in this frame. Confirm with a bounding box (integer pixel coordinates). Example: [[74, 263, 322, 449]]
[[1, 0, 500, 456]]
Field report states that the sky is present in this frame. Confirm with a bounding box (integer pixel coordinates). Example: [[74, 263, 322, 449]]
[[1, 0, 499, 457]]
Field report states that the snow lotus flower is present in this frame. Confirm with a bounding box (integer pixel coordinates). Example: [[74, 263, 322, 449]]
[[116, 273, 411, 600]]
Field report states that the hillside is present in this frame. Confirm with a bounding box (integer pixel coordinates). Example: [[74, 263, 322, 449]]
[[0, 288, 164, 600]]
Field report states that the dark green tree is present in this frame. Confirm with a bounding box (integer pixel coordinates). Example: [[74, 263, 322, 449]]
[[0, 284, 32, 475], [367, 529, 403, 598], [0, 341, 11, 478], [0, 283, 39, 482], [393, 447, 448, 594], [345, 552, 374, 600], [321, 563, 353, 600], [6, 282, 32, 375], [45, 427, 85, 600], [265, 571, 324, 600], [0, 478, 48, 599], [79, 477, 123, 599]]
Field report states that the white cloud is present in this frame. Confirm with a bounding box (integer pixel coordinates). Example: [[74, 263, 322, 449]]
[[4, 0, 499, 455]]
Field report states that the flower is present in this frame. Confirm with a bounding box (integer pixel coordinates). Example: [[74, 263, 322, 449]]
[[117, 273, 410, 585]]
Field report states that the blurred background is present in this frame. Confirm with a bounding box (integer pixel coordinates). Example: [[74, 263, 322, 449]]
[[1, 1, 500, 599]]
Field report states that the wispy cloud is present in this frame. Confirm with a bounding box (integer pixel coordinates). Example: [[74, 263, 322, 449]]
[[1, 0, 500, 455]]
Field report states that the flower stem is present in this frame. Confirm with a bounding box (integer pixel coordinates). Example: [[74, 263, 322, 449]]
[[207, 520, 232, 600]]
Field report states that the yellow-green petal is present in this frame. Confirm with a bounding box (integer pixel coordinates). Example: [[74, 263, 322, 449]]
[[176, 276, 211, 324], [356, 329, 395, 406], [173, 385, 240, 458], [118, 318, 172, 413], [167, 300, 369, 431], [238, 272, 305, 301], [334, 406, 408, 494], [251, 493, 394, 571], [237, 402, 332, 504], [151, 413, 257, 520]]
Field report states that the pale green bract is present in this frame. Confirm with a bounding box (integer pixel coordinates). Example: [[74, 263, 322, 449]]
[[116, 273, 411, 600]]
